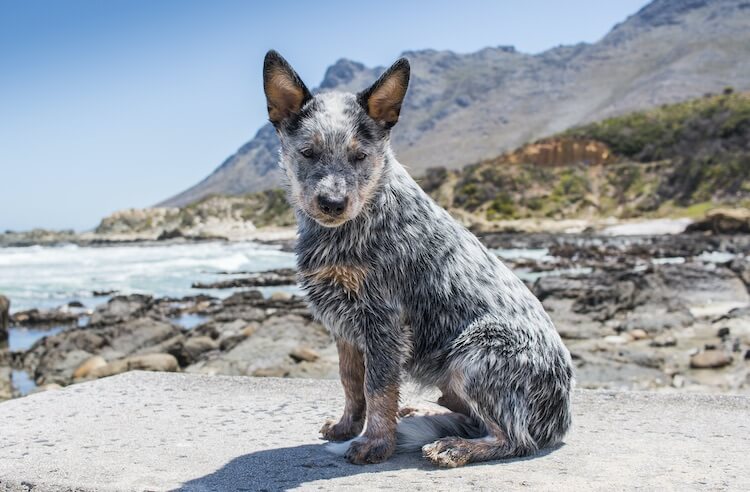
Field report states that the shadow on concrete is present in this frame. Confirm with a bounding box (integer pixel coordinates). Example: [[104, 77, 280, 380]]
[[176, 442, 563, 491]]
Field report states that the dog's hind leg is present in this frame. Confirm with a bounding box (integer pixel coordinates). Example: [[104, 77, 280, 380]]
[[436, 387, 473, 417], [422, 383, 539, 467], [423, 317, 572, 467]]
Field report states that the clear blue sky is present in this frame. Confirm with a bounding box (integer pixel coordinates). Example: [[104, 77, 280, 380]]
[[0, 0, 650, 231]]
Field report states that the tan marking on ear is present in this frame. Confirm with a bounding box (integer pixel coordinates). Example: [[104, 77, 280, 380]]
[[367, 76, 407, 125], [266, 70, 306, 124], [304, 264, 368, 295]]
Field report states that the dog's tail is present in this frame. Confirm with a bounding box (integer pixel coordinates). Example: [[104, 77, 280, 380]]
[[325, 413, 483, 455]]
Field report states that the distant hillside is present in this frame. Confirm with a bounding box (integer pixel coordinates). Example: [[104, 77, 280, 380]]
[[91, 92, 750, 239], [422, 91, 750, 227], [96, 190, 294, 241], [160, 0, 750, 207]]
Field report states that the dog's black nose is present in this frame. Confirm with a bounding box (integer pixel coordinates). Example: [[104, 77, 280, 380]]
[[317, 195, 348, 217]]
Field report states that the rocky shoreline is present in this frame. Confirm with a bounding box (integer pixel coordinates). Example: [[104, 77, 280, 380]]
[[2, 231, 750, 400]]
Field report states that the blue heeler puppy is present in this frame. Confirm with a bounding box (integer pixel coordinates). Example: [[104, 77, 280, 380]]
[[263, 50, 573, 467]]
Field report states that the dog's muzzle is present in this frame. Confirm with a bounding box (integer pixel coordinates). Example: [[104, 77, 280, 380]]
[[317, 195, 349, 217]]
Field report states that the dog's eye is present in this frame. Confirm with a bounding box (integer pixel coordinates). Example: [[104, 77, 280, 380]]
[[354, 151, 367, 162], [300, 148, 314, 159]]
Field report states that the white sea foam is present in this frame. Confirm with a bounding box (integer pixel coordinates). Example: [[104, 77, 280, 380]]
[[0, 241, 297, 311]]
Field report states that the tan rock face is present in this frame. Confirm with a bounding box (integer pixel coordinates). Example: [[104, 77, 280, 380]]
[[504, 138, 614, 167]]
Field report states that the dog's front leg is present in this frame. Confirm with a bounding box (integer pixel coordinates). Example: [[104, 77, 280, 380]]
[[345, 310, 402, 465], [320, 338, 366, 441]]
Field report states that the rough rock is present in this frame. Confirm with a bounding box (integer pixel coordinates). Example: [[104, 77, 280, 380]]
[[192, 268, 297, 289], [0, 294, 8, 345], [629, 329, 649, 340], [23, 318, 180, 386], [89, 353, 179, 379], [34, 349, 94, 386], [289, 347, 320, 363], [72, 355, 107, 380], [185, 314, 334, 379], [11, 308, 79, 327], [0, 366, 10, 401], [181, 337, 219, 364], [686, 208, 750, 234], [2, 373, 750, 490], [98, 318, 180, 359], [729, 257, 750, 289], [88, 294, 154, 326], [690, 350, 733, 369], [650, 333, 677, 347]]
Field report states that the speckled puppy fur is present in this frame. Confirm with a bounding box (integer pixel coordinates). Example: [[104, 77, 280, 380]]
[[263, 50, 573, 467]]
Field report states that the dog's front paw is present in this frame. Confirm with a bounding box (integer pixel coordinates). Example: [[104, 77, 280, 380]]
[[320, 418, 364, 442], [345, 436, 395, 465]]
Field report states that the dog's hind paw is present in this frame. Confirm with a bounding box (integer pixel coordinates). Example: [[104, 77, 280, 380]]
[[422, 438, 472, 468]]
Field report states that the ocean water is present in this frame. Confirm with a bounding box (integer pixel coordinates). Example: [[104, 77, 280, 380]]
[[0, 241, 297, 312]]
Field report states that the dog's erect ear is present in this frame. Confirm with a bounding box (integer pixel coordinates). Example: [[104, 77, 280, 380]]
[[358, 58, 410, 129], [263, 50, 312, 127]]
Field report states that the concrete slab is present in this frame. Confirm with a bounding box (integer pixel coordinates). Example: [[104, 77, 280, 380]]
[[0, 372, 748, 491]]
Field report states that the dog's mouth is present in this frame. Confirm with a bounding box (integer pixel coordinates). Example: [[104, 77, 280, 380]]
[[303, 204, 356, 228], [312, 214, 350, 228]]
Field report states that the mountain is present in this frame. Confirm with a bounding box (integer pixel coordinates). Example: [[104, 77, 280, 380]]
[[93, 90, 750, 240], [160, 0, 750, 207]]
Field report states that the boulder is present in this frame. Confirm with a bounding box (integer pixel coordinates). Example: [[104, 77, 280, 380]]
[[0, 294, 8, 345], [10, 308, 79, 327], [650, 333, 677, 347], [289, 347, 320, 363], [191, 269, 297, 289], [686, 208, 750, 234], [251, 367, 289, 378], [628, 329, 649, 340], [181, 337, 219, 364], [28, 383, 63, 394], [0, 366, 11, 401], [89, 353, 178, 379], [729, 258, 750, 289], [99, 318, 181, 358], [35, 349, 94, 386], [23, 318, 180, 386], [89, 295, 153, 326], [270, 291, 293, 302], [690, 350, 733, 369], [72, 356, 107, 380]]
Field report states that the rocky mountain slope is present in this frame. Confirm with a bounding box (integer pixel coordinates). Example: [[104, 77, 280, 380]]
[[161, 0, 750, 207], [424, 91, 750, 229], [76, 90, 750, 241]]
